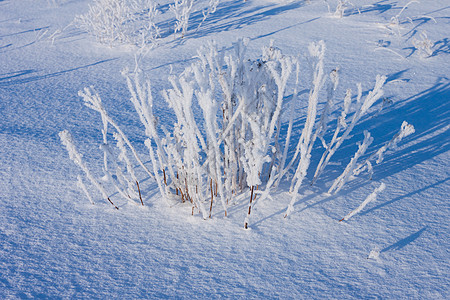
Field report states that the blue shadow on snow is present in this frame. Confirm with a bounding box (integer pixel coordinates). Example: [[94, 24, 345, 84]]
[[381, 227, 428, 252]]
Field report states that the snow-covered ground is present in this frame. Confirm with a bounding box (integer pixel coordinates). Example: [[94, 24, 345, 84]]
[[1, 0, 449, 298]]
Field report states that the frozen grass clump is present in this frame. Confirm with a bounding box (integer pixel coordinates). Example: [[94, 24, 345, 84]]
[[412, 31, 434, 58], [61, 39, 414, 228], [74, 0, 222, 48], [324, 0, 356, 18], [74, 0, 161, 47]]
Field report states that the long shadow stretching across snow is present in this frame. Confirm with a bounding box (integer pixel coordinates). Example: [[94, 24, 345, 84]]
[[361, 177, 449, 216], [0, 58, 118, 87], [381, 226, 428, 252], [163, 0, 304, 46]]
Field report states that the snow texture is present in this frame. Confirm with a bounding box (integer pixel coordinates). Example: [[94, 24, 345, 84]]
[[0, 0, 449, 298]]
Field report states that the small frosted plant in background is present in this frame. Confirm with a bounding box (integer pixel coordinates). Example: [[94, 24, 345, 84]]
[[75, 0, 135, 46], [412, 31, 434, 58], [170, 0, 195, 38], [133, 0, 161, 47], [324, 0, 355, 18], [196, 0, 220, 32], [368, 248, 381, 260], [75, 0, 222, 47], [75, 0, 163, 47], [384, 0, 419, 36], [333, 0, 354, 18]]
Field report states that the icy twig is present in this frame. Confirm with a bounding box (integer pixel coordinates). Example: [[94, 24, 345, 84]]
[[170, 0, 195, 37], [114, 132, 142, 204], [77, 175, 95, 205], [328, 130, 373, 195], [339, 182, 386, 222], [59, 130, 118, 209], [284, 41, 326, 218], [354, 121, 415, 178], [312, 75, 387, 184], [79, 87, 155, 181]]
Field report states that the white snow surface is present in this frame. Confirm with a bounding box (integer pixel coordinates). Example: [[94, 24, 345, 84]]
[[1, 0, 449, 298]]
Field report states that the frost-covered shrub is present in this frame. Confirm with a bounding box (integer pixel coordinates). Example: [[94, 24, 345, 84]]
[[74, 0, 161, 47], [324, 0, 355, 18], [75, 0, 221, 47], [75, 0, 134, 46], [61, 39, 414, 228], [334, 0, 354, 18], [170, 0, 195, 37], [196, 0, 220, 32]]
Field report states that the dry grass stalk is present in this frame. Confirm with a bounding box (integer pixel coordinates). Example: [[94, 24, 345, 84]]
[[107, 197, 119, 210], [244, 186, 255, 229], [209, 178, 214, 218], [136, 181, 144, 206]]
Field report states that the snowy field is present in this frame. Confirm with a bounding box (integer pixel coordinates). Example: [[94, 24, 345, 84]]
[[1, 0, 449, 298]]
